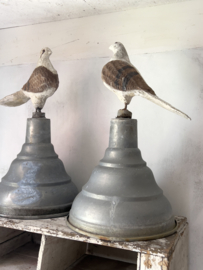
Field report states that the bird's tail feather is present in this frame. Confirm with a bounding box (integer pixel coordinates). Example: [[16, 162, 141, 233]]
[[0, 90, 30, 107], [140, 92, 191, 120]]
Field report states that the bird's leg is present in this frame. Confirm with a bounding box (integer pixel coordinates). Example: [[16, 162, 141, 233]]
[[124, 103, 127, 110], [33, 107, 45, 118], [36, 107, 41, 113], [117, 103, 132, 118]]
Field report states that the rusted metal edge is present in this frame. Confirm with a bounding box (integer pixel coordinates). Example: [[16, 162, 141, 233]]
[[66, 218, 178, 242]]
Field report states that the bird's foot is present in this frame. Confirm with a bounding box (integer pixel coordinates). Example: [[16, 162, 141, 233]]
[[36, 107, 41, 113], [117, 108, 132, 119], [32, 108, 45, 118]]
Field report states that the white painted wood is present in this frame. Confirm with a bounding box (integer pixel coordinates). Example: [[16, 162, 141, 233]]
[[137, 253, 140, 270], [0, 217, 187, 269], [137, 223, 188, 269], [14, 241, 40, 259], [32, 233, 42, 245], [86, 243, 137, 264], [140, 229, 188, 270], [140, 253, 162, 270], [0, 0, 188, 29], [0, 216, 186, 257], [168, 225, 188, 270], [0, 232, 32, 258], [37, 235, 86, 270], [0, 242, 39, 270], [67, 254, 136, 270], [0, 227, 22, 244], [0, 0, 202, 67], [138, 253, 180, 270]]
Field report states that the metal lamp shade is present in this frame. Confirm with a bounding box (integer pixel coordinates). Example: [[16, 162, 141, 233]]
[[0, 118, 78, 219], [68, 119, 176, 241]]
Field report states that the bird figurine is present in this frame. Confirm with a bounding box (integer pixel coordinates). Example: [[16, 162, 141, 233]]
[[0, 47, 59, 117], [101, 42, 190, 120]]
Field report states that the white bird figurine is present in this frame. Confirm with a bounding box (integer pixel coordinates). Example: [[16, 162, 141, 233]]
[[101, 42, 190, 120], [0, 47, 59, 115]]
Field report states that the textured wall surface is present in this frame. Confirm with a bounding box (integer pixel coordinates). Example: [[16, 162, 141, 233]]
[[1, 1, 203, 66], [0, 48, 202, 269], [0, 0, 189, 29]]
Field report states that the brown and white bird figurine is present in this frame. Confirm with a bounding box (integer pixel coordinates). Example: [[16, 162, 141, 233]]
[[0, 47, 59, 116], [101, 42, 190, 119]]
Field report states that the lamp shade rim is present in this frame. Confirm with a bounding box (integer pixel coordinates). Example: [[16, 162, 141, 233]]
[[67, 217, 178, 242]]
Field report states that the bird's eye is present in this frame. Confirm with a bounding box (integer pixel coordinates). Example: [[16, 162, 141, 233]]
[[42, 50, 45, 54]]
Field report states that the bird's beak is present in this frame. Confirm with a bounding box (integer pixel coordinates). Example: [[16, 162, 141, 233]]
[[109, 44, 114, 51]]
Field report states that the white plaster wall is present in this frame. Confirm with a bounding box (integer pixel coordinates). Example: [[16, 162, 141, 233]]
[[0, 48, 202, 269], [1, 0, 203, 66], [0, 0, 187, 29]]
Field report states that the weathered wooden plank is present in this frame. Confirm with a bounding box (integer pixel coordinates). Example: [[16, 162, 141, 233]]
[[67, 254, 136, 270], [168, 225, 188, 270], [37, 235, 86, 270], [0, 1, 203, 67], [137, 223, 189, 269], [14, 241, 40, 259], [0, 242, 38, 270], [0, 216, 187, 258], [0, 232, 32, 258], [87, 243, 137, 264], [0, 227, 22, 244], [32, 233, 42, 245], [139, 253, 163, 270]]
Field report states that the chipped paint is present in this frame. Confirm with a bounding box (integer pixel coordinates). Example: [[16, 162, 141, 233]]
[[158, 258, 168, 270], [144, 254, 152, 269], [0, 216, 187, 259]]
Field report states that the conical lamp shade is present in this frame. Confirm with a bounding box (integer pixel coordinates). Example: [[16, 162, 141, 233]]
[[0, 117, 78, 219], [68, 118, 176, 241]]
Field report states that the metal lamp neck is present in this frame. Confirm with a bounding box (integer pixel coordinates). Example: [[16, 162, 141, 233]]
[[109, 119, 138, 148], [26, 118, 51, 144]]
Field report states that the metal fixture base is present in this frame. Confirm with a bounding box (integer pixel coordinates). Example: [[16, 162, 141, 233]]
[[0, 211, 70, 220], [117, 109, 132, 118], [0, 118, 78, 219], [32, 111, 45, 118], [67, 218, 178, 242], [69, 119, 176, 240]]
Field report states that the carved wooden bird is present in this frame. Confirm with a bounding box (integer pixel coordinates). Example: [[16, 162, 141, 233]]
[[0, 47, 59, 113], [101, 42, 190, 119]]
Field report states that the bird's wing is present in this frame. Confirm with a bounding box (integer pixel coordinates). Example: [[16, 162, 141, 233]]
[[0, 90, 30, 107], [138, 90, 191, 120], [22, 66, 59, 93], [102, 60, 191, 120], [101, 60, 155, 95]]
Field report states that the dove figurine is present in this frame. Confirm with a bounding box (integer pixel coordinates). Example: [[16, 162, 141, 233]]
[[101, 42, 190, 119], [0, 47, 59, 115]]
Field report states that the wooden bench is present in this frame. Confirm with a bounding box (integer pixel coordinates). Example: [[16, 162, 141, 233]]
[[0, 216, 188, 270]]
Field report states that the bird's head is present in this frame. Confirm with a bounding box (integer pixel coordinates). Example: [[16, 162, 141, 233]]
[[37, 47, 57, 74], [109, 42, 125, 53], [109, 42, 130, 63], [40, 47, 52, 59]]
